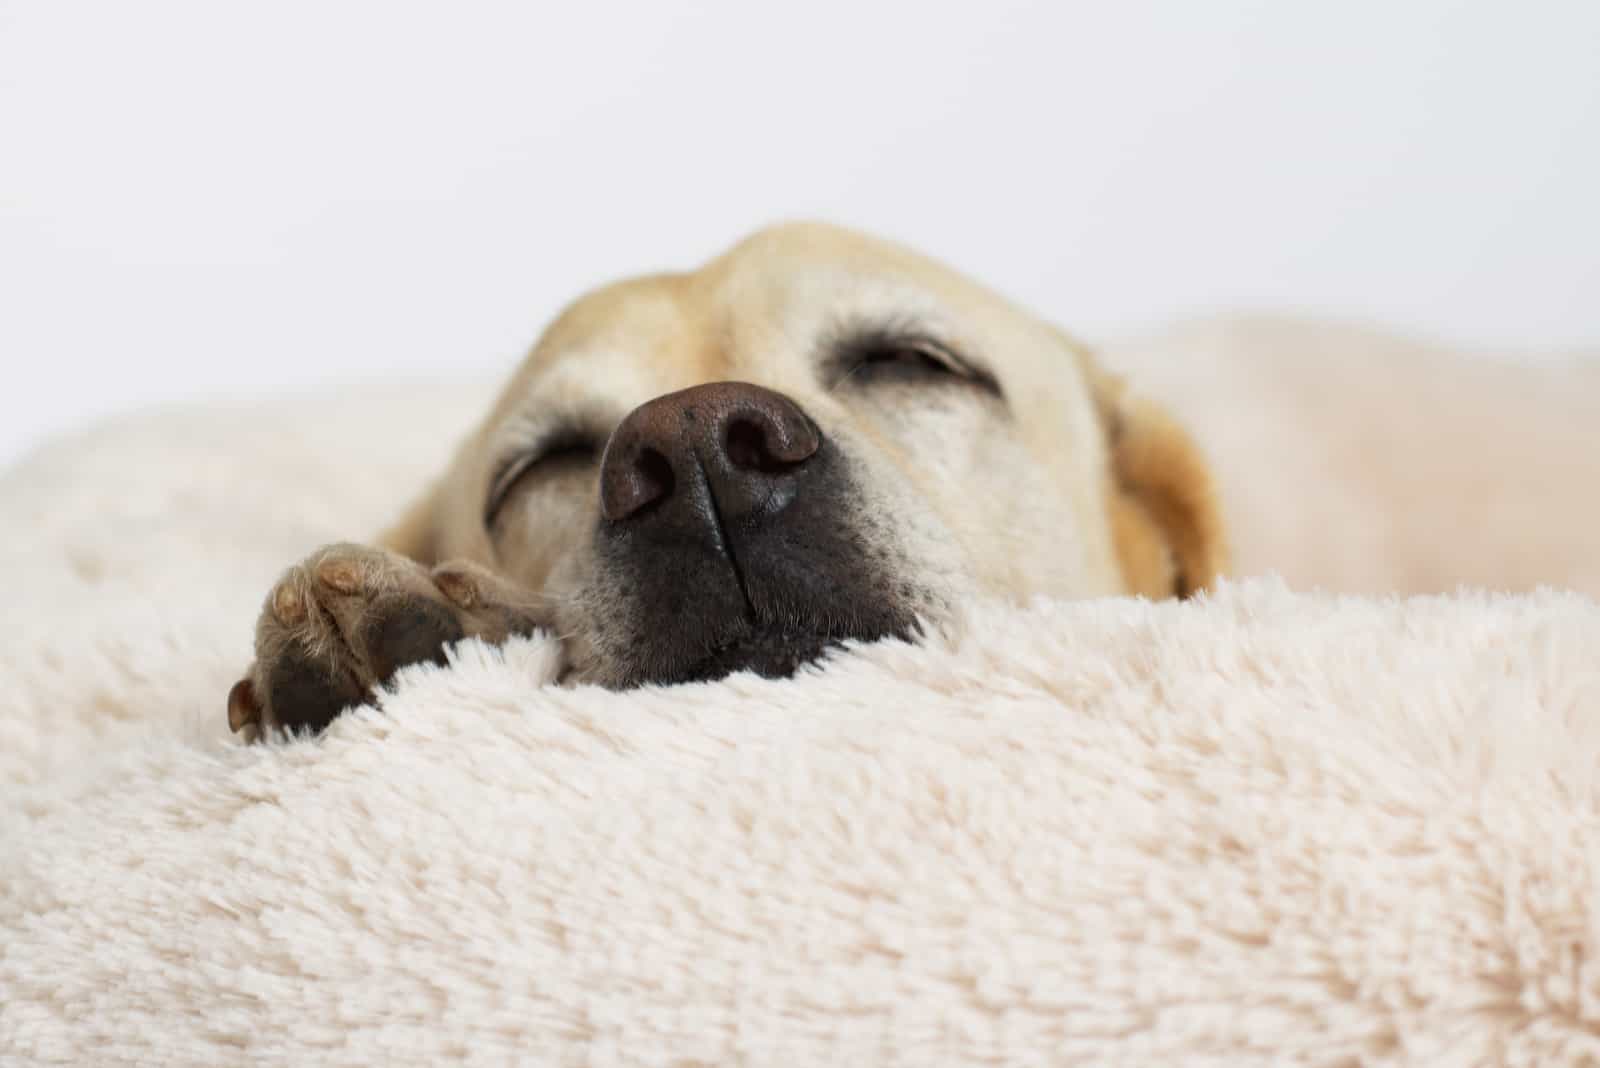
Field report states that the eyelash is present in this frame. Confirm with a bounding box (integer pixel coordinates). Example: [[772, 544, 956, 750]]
[[834, 332, 998, 394], [484, 436, 598, 528]]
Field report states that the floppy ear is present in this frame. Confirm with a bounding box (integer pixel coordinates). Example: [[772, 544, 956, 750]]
[[1074, 347, 1229, 598]]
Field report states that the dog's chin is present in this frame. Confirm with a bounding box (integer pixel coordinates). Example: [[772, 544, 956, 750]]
[[592, 617, 910, 690], [673, 626, 846, 685]]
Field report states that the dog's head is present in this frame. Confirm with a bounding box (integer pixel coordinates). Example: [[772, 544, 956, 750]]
[[401, 223, 1226, 687]]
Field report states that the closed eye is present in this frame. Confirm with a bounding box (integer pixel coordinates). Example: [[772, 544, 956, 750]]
[[484, 433, 599, 529], [829, 328, 1001, 396]]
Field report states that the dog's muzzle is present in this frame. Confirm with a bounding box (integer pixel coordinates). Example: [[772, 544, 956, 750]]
[[591, 381, 909, 685]]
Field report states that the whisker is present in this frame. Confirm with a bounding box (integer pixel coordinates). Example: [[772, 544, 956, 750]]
[[825, 360, 870, 396]]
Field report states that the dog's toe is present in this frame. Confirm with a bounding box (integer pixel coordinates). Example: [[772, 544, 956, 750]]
[[264, 645, 366, 735], [360, 592, 465, 681]]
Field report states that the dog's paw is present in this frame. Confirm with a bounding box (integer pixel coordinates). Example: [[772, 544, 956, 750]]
[[227, 544, 543, 740]]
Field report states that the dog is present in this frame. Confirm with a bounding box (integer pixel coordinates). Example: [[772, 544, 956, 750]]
[[227, 223, 1227, 739]]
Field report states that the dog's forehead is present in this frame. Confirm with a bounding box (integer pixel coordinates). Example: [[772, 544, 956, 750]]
[[533, 229, 994, 369], [702, 223, 1000, 330], [495, 222, 1074, 436]]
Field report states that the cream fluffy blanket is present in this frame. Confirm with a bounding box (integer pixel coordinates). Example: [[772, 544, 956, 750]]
[[3, 320, 1598, 1065]]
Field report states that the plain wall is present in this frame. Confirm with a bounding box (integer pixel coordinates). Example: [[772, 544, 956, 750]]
[[3, 0, 1597, 464]]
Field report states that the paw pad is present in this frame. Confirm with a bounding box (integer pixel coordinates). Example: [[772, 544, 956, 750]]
[[360, 594, 465, 681], [316, 558, 362, 594]]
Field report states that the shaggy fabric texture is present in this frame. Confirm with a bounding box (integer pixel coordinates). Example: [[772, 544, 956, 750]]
[[2, 320, 1598, 1066]]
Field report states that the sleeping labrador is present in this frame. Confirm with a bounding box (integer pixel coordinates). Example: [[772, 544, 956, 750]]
[[227, 223, 1227, 739]]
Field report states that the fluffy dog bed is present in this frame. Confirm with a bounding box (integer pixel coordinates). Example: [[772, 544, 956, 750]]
[[3, 320, 1598, 1066]]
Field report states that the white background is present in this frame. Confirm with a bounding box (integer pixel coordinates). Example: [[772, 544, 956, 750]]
[[2, 0, 1597, 464]]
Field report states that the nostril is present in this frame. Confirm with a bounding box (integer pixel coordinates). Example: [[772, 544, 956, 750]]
[[725, 419, 772, 472], [633, 447, 675, 511], [726, 416, 813, 473], [601, 444, 677, 522]]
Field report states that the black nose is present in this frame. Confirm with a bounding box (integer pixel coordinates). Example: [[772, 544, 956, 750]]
[[598, 382, 821, 523], [590, 381, 912, 688]]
